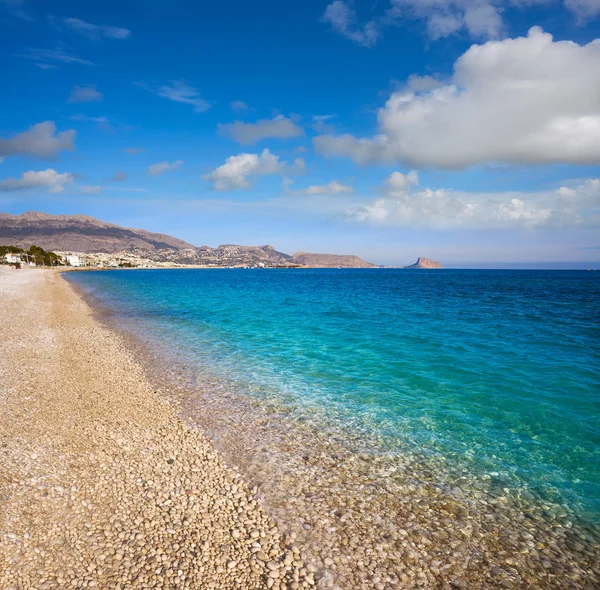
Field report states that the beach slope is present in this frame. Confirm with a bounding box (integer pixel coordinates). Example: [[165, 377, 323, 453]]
[[0, 267, 310, 589]]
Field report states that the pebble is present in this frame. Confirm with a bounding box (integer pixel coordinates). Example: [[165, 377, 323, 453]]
[[0, 269, 317, 590]]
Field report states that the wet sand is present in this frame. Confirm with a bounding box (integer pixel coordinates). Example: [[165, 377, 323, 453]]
[[0, 267, 314, 589]]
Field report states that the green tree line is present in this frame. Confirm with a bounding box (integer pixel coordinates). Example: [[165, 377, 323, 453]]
[[1, 245, 64, 266]]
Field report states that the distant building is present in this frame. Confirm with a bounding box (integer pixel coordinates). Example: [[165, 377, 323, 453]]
[[66, 254, 85, 267], [4, 253, 21, 264]]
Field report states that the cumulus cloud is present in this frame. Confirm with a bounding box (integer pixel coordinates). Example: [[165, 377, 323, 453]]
[[322, 1, 378, 47], [322, 0, 600, 45], [0, 121, 76, 159], [218, 116, 304, 145], [62, 17, 130, 40], [314, 28, 600, 169], [382, 171, 419, 196], [204, 149, 286, 191], [295, 181, 354, 196], [0, 169, 74, 193], [347, 178, 600, 229], [386, 0, 504, 40], [68, 84, 102, 103], [147, 160, 183, 177], [17, 47, 93, 66], [154, 81, 211, 113]]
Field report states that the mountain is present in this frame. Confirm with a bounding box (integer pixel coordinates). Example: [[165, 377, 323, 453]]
[[291, 252, 377, 268], [403, 257, 442, 269], [0, 212, 194, 253], [0, 212, 378, 268]]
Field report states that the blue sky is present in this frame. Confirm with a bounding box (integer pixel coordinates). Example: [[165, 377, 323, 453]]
[[1, 0, 599, 267]]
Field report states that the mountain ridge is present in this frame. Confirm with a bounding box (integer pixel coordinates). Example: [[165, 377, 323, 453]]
[[0, 212, 378, 268], [0, 211, 194, 252]]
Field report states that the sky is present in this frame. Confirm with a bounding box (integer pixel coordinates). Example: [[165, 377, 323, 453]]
[[0, 0, 599, 267]]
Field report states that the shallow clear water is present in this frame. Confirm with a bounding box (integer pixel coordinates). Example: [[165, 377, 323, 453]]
[[67, 268, 600, 521]]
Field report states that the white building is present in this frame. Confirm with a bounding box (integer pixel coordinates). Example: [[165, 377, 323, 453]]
[[66, 254, 85, 267], [4, 253, 21, 264]]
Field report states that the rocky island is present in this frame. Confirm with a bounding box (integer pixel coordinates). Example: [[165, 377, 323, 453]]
[[403, 257, 442, 269]]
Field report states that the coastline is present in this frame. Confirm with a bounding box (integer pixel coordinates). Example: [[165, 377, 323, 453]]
[[65, 269, 600, 589], [0, 267, 314, 589], [2, 267, 599, 590]]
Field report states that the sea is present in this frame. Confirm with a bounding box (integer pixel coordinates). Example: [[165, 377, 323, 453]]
[[66, 268, 600, 587]]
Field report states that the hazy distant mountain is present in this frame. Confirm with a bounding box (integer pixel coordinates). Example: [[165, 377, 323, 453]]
[[0, 212, 194, 253], [291, 252, 376, 268]]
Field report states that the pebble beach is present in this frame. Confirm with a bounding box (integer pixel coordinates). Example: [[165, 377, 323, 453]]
[[1, 267, 599, 590], [0, 267, 314, 590]]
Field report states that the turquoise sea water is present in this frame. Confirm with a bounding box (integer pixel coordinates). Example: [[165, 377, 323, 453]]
[[67, 269, 600, 521]]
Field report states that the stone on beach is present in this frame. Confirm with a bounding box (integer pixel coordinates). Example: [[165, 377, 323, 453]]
[[0, 267, 314, 589]]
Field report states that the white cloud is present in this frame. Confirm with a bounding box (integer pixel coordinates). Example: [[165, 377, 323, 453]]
[[147, 160, 183, 177], [0, 121, 76, 159], [218, 116, 304, 145], [79, 185, 102, 195], [36, 63, 58, 70], [564, 0, 600, 21], [295, 181, 354, 196], [386, 0, 504, 40], [204, 149, 286, 191], [17, 47, 93, 65], [295, 158, 306, 173], [0, 169, 74, 193], [322, 1, 600, 45], [68, 84, 102, 103], [62, 17, 131, 40], [155, 81, 210, 113], [125, 147, 144, 155], [347, 178, 600, 229], [230, 100, 251, 113], [315, 28, 600, 169], [322, 1, 378, 47], [382, 171, 419, 196]]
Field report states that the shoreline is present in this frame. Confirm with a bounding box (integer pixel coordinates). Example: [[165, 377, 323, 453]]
[[64, 268, 600, 589], [0, 267, 315, 589], [2, 267, 599, 589]]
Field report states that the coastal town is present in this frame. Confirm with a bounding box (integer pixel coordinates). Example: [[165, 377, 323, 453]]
[[1, 246, 299, 269], [0, 243, 298, 269], [1, 246, 442, 270]]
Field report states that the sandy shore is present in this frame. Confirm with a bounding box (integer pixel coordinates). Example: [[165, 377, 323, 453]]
[[0, 267, 314, 589]]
